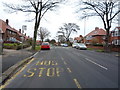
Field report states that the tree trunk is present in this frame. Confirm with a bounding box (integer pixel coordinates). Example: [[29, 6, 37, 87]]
[[32, 27, 38, 50], [104, 28, 110, 52]]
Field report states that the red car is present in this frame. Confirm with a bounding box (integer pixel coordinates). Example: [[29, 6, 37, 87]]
[[41, 42, 50, 50]]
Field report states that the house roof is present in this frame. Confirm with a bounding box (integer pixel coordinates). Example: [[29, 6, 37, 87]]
[[86, 27, 106, 37], [0, 19, 7, 33], [114, 27, 120, 31], [0, 19, 31, 40], [74, 35, 83, 41], [0, 19, 16, 33], [0, 19, 23, 36]]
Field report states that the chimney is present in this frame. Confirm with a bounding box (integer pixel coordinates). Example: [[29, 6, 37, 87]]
[[6, 19, 9, 25], [79, 35, 83, 37], [95, 27, 99, 30], [19, 29, 21, 33]]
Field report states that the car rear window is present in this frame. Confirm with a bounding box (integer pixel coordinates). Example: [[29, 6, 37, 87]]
[[42, 43, 49, 45]]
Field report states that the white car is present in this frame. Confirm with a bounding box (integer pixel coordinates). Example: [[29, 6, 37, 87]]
[[61, 43, 68, 47], [76, 43, 87, 50], [72, 43, 79, 48]]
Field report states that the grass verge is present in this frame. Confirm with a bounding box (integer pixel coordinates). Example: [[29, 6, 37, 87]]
[[96, 49, 104, 52], [35, 46, 41, 51]]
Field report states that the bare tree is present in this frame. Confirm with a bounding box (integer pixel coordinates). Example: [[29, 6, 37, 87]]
[[3, 0, 65, 50], [59, 23, 80, 42], [38, 27, 50, 42], [78, 0, 120, 52]]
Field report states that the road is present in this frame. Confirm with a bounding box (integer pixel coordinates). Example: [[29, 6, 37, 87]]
[[2, 46, 119, 88]]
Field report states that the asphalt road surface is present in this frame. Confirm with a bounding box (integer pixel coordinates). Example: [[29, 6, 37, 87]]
[[2, 46, 119, 88]]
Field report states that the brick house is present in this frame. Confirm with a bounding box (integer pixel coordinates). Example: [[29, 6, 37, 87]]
[[74, 35, 84, 43], [110, 27, 120, 46], [0, 19, 29, 43], [85, 27, 106, 45]]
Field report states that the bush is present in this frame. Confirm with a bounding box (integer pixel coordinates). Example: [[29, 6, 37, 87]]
[[93, 44, 103, 46], [35, 46, 41, 51], [3, 43, 30, 50]]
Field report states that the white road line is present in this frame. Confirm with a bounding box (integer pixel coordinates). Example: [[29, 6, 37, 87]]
[[61, 57, 64, 61], [85, 58, 108, 70], [73, 78, 82, 88]]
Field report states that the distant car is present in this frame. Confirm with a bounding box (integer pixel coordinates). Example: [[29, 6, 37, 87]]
[[72, 43, 78, 48], [60, 43, 64, 46], [63, 43, 68, 47], [41, 42, 50, 50], [61, 43, 68, 47], [76, 43, 87, 50]]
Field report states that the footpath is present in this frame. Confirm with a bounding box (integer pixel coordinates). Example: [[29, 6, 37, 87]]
[[1, 47, 36, 73], [0, 46, 38, 85]]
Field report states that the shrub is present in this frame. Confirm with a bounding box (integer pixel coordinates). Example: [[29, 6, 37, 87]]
[[3, 43, 30, 50], [93, 44, 103, 46]]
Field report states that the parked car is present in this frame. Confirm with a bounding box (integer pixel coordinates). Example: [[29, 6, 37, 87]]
[[60, 43, 64, 46], [63, 43, 68, 47], [61, 43, 68, 47], [41, 42, 50, 50], [76, 43, 87, 50], [72, 43, 79, 48]]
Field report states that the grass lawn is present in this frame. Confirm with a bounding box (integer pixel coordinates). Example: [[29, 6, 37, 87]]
[[35, 45, 41, 51]]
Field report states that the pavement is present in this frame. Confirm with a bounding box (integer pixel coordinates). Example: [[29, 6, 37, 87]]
[[1, 46, 119, 88], [1, 46, 36, 73]]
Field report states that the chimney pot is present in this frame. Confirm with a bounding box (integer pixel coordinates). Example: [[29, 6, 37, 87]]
[[19, 29, 21, 33], [6, 19, 9, 25]]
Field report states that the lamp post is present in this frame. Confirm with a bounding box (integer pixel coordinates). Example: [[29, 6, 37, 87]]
[[84, 11, 87, 44]]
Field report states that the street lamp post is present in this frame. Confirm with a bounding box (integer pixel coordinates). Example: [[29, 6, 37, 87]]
[[84, 11, 87, 44]]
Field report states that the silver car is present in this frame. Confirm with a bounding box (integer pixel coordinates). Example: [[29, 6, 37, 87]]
[[76, 43, 87, 50], [72, 43, 79, 48]]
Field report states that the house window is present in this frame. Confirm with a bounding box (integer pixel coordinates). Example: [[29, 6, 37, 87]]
[[86, 36, 93, 40], [112, 39, 120, 45], [111, 31, 114, 37]]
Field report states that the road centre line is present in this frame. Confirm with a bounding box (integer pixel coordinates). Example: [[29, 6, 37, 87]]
[[63, 61, 67, 65], [67, 68, 72, 73], [85, 58, 108, 70], [61, 57, 64, 61], [73, 78, 81, 88]]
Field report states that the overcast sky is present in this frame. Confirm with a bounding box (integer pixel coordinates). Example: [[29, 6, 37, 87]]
[[0, 0, 118, 40]]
